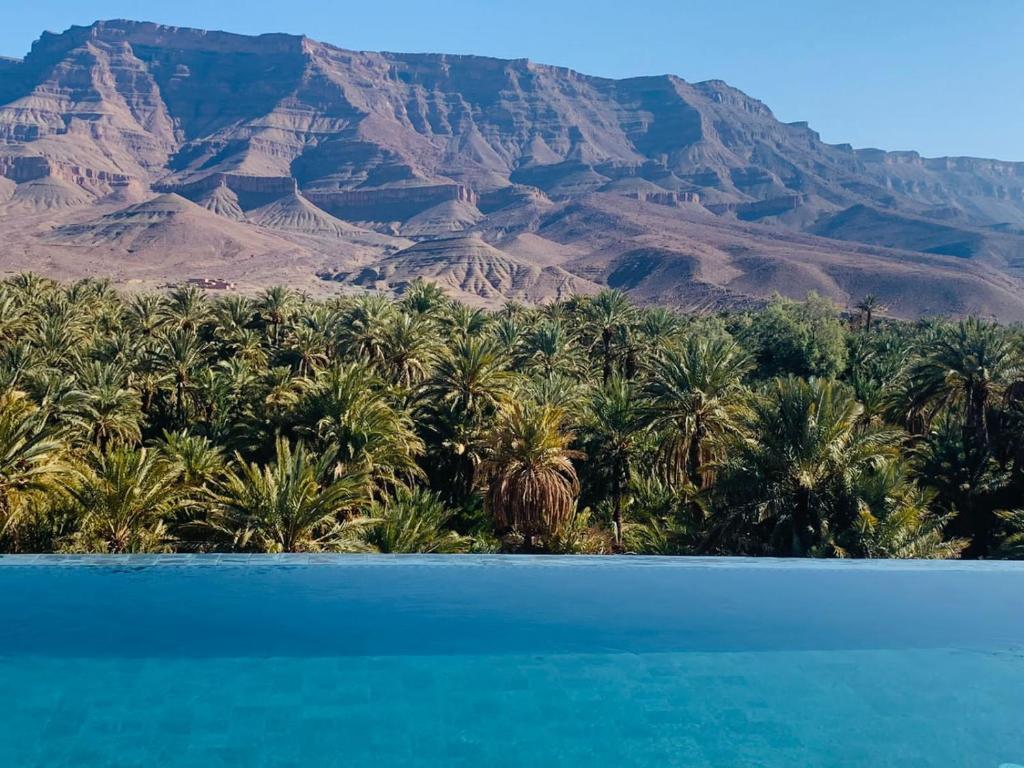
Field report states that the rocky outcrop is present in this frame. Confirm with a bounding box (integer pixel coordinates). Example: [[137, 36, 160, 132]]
[[305, 184, 478, 222], [706, 194, 807, 220]]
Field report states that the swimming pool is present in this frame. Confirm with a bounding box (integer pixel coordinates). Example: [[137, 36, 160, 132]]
[[1, 555, 1022, 767]]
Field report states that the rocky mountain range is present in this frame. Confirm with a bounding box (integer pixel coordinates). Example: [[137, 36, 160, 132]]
[[2, 19, 1024, 317]]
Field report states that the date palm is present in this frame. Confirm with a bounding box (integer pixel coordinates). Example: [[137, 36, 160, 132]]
[[124, 293, 168, 338], [523, 318, 585, 378], [586, 289, 635, 385], [716, 377, 903, 556], [400, 279, 449, 317], [206, 437, 370, 552], [424, 336, 515, 500], [257, 286, 299, 347], [152, 328, 210, 427], [336, 294, 396, 363], [297, 364, 424, 491], [164, 285, 211, 332], [75, 361, 143, 449], [377, 312, 441, 390], [67, 446, 185, 553], [855, 294, 884, 333], [581, 377, 646, 544], [0, 391, 67, 546], [481, 401, 583, 546], [645, 336, 752, 487], [907, 317, 1020, 451], [361, 486, 469, 553], [848, 461, 965, 558]]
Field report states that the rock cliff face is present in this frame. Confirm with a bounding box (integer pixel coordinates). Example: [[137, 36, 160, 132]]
[[2, 19, 1024, 314]]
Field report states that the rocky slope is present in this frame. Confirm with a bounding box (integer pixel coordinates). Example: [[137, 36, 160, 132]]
[[1, 19, 1023, 315]]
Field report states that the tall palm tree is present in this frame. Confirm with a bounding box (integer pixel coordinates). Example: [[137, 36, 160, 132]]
[[68, 446, 185, 553], [152, 328, 210, 427], [400, 279, 449, 317], [377, 312, 441, 390], [481, 402, 582, 547], [297, 365, 425, 491], [335, 294, 396, 363], [848, 461, 965, 559], [256, 286, 299, 346], [74, 361, 143, 449], [424, 336, 515, 500], [206, 437, 369, 552], [124, 293, 168, 338], [715, 377, 903, 556], [907, 317, 1020, 451], [523, 318, 584, 379], [855, 294, 884, 333], [581, 377, 646, 544], [645, 336, 753, 487], [586, 289, 635, 385], [164, 285, 211, 332]]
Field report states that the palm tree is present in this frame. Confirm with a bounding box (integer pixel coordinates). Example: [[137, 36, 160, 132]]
[[156, 430, 225, 488], [256, 286, 298, 346], [377, 312, 441, 390], [994, 509, 1024, 559], [0, 391, 67, 547], [586, 289, 635, 385], [74, 361, 143, 449], [645, 336, 752, 487], [297, 365, 424, 491], [907, 317, 1020, 451], [715, 377, 903, 556], [481, 402, 582, 548], [152, 328, 210, 427], [124, 293, 168, 338], [336, 294, 396, 363], [855, 294, 884, 333], [848, 461, 966, 558], [361, 486, 469, 553], [523, 318, 584, 379], [401, 279, 449, 317], [285, 324, 330, 377], [68, 446, 185, 553], [424, 336, 514, 500], [582, 377, 646, 545], [164, 285, 211, 332], [206, 437, 370, 552]]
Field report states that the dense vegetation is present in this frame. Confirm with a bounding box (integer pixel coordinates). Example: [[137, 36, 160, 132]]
[[1, 274, 1022, 558]]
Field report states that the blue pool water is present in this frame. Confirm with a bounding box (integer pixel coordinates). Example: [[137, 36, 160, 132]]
[[1, 556, 1022, 767]]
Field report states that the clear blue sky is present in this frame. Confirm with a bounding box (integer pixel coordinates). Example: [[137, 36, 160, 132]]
[[3, 0, 1022, 160]]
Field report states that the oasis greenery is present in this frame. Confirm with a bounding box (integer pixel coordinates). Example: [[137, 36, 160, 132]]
[[1, 276, 1022, 558]]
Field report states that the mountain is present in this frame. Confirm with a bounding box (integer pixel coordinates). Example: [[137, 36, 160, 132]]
[[1, 19, 1023, 316]]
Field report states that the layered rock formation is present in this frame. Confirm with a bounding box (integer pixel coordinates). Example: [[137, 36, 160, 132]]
[[1, 19, 1024, 314]]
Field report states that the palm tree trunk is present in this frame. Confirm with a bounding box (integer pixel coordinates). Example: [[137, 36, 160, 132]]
[[611, 467, 623, 546], [966, 386, 989, 452], [793, 485, 811, 556], [602, 328, 613, 385]]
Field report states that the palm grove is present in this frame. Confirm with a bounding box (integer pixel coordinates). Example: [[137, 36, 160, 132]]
[[1, 274, 1022, 558]]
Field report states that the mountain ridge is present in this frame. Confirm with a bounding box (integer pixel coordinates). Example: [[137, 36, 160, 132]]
[[1, 19, 1023, 316]]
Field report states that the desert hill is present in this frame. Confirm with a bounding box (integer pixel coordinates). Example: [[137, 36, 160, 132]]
[[1, 20, 1023, 315]]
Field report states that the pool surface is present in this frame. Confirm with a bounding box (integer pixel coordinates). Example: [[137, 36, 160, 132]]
[[1, 555, 1022, 767]]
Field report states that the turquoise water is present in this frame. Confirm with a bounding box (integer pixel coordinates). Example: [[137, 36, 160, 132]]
[[1, 556, 1022, 767]]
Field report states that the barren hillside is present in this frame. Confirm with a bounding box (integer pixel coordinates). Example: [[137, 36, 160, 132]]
[[1, 20, 1023, 315]]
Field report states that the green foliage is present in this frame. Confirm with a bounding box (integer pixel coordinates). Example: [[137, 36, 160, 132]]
[[737, 294, 848, 379], [1, 274, 1019, 558], [361, 487, 470, 553]]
